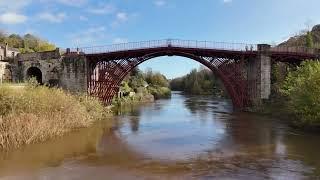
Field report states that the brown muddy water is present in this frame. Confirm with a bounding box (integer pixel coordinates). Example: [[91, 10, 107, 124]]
[[0, 92, 320, 180]]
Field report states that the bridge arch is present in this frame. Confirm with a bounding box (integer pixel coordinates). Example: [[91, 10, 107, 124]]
[[121, 51, 241, 108], [87, 48, 249, 110]]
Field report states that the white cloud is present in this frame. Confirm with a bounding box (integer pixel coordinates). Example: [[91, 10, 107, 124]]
[[0, 12, 27, 24], [154, 0, 166, 7], [79, 15, 88, 21], [111, 12, 129, 28], [223, 0, 232, 3], [87, 3, 116, 15], [85, 26, 106, 34], [116, 12, 128, 22], [56, 0, 87, 7], [70, 26, 107, 46], [113, 38, 128, 44], [37, 12, 67, 23], [0, 0, 32, 12]]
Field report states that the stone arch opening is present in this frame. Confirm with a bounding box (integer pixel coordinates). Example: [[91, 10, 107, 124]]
[[27, 67, 42, 84]]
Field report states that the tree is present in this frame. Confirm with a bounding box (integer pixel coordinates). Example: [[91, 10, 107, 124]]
[[191, 80, 202, 94], [24, 34, 39, 50], [0, 31, 56, 52], [281, 61, 320, 128], [0, 30, 6, 43], [144, 68, 169, 87], [6, 34, 23, 48], [306, 31, 314, 48], [34, 41, 56, 52], [170, 67, 223, 95]]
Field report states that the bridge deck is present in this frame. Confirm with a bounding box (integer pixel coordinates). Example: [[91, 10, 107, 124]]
[[69, 39, 320, 61]]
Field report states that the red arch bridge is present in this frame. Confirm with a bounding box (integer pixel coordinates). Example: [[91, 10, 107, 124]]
[[70, 39, 320, 110]]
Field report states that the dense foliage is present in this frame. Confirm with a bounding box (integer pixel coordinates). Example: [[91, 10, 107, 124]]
[[170, 67, 224, 96], [280, 61, 320, 128], [0, 31, 56, 53], [306, 31, 314, 48], [117, 68, 171, 103]]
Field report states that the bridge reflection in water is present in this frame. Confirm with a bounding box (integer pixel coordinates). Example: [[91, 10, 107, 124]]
[[1, 92, 319, 179]]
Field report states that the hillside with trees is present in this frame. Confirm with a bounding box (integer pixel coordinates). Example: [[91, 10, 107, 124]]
[[0, 30, 56, 53], [269, 24, 320, 129], [279, 24, 320, 48]]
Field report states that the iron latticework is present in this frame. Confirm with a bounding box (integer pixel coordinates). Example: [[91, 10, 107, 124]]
[[79, 39, 320, 110]]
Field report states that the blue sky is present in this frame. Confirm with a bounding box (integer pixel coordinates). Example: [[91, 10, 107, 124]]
[[1, 0, 320, 78]]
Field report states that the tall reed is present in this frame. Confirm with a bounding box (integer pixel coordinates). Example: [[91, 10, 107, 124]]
[[0, 84, 110, 150]]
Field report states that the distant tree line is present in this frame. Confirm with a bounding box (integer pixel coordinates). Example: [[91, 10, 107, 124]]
[[0, 30, 56, 53], [170, 67, 225, 96]]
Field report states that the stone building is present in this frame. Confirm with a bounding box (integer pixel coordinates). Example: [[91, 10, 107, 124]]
[[11, 48, 87, 92], [0, 43, 19, 83], [0, 43, 19, 60]]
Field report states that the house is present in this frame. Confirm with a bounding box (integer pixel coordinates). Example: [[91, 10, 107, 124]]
[[0, 43, 19, 83], [0, 43, 20, 61]]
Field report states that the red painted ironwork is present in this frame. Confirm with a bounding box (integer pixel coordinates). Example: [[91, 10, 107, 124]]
[[75, 39, 258, 54], [80, 39, 320, 110]]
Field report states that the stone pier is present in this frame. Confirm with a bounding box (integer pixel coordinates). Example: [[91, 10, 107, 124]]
[[247, 44, 271, 106]]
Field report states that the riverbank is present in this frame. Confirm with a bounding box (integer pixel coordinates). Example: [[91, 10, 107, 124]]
[[0, 82, 171, 151], [0, 84, 112, 151], [1, 92, 319, 179], [260, 61, 320, 131]]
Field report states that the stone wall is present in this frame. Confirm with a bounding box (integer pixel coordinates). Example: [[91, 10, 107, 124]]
[[13, 50, 88, 93], [247, 44, 271, 106], [0, 48, 4, 61], [59, 55, 87, 93], [260, 54, 271, 99], [16, 48, 61, 61], [0, 61, 11, 83]]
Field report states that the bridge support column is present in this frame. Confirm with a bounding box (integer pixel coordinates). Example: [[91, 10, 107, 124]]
[[248, 44, 271, 107]]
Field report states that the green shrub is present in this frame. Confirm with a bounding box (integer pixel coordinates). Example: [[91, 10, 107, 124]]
[[148, 86, 171, 99], [281, 61, 320, 128]]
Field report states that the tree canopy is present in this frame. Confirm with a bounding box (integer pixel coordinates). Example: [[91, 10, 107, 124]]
[[119, 68, 171, 99], [281, 61, 320, 128], [0, 31, 56, 53], [170, 67, 224, 96]]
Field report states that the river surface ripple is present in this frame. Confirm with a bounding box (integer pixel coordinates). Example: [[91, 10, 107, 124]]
[[0, 92, 320, 179]]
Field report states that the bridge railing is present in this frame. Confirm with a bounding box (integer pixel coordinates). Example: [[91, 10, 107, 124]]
[[70, 39, 319, 55], [73, 39, 258, 54], [271, 45, 319, 55]]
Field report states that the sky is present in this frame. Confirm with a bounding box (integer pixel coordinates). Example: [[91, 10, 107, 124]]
[[1, 0, 320, 78]]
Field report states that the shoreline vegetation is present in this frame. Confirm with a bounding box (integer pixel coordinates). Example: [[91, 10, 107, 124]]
[[0, 67, 172, 151], [0, 82, 111, 151], [112, 68, 171, 106], [262, 61, 320, 131], [170, 67, 226, 97]]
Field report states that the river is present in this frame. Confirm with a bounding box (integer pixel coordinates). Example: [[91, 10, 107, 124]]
[[0, 92, 319, 179]]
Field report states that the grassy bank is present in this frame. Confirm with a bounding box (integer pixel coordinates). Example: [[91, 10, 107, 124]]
[[0, 84, 111, 151], [113, 91, 155, 106]]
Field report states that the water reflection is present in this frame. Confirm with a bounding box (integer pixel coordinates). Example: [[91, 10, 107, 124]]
[[0, 92, 319, 179]]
